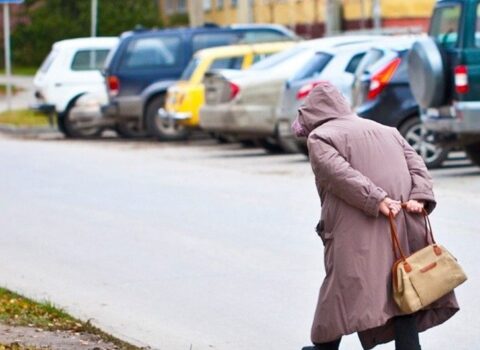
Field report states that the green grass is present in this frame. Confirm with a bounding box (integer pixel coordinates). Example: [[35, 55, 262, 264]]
[[0, 288, 142, 350], [0, 109, 50, 127], [0, 67, 37, 76]]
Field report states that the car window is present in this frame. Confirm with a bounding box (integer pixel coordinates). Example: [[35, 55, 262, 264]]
[[345, 53, 366, 74], [39, 49, 58, 73], [250, 45, 306, 70], [210, 56, 244, 70], [292, 52, 332, 81], [252, 52, 275, 64], [180, 57, 200, 80], [120, 36, 181, 69], [354, 48, 384, 79], [71, 49, 110, 71], [429, 4, 461, 48], [192, 32, 239, 52], [239, 29, 288, 43]]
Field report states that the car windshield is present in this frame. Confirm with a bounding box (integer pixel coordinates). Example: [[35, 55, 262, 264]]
[[249, 45, 307, 70], [430, 4, 461, 48], [181, 57, 200, 81]]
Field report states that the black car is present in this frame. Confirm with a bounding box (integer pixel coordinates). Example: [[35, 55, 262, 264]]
[[354, 37, 449, 169], [102, 24, 297, 139]]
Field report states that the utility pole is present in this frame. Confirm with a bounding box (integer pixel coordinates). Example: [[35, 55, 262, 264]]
[[325, 0, 341, 36], [91, 0, 98, 37], [3, 3, 11, 110], [188, 0, 204, 27], [372, 0, 382, 32]]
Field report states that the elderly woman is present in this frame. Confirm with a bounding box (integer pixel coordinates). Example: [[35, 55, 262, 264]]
[[293, 82, 459, 350]]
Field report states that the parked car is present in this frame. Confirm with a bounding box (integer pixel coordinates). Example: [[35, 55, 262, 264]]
[[32, 37, 119, 138], [200, 35, 379, 153], [161, 41, 295, 140], [408, 0, 480, 166], [100, 24, 298, 139], [354, 37, 450, 168]]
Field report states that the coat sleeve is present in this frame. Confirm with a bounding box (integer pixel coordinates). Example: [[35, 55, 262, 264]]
[[308, 134, 388, 217], [396, 130, 437, 213]]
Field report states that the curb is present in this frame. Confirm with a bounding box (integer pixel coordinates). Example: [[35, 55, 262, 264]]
[[0, 124, 61, 138]]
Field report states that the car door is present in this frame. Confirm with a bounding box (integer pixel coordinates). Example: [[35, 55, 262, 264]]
[[57, 47, 111, 110]]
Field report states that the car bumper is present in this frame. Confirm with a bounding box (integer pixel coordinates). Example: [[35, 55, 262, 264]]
[[200, 104, 276, 135], [30, 102, 55, 115], [423, 102, 480, 133], [102, 96, 143, 120]]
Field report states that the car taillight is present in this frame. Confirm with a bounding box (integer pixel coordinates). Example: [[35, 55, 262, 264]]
[[367, 57, 401, 100], [455, 65, 469, 94], [296, 81, 321, 100], [108, 76, 120, 96], [229, 82, 240, 100]]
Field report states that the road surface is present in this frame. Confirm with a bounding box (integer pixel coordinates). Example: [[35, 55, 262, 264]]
[[0, 133, 478, 350]]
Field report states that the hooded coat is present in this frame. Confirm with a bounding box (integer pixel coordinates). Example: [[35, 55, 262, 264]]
[[294, 82, 459, 349]]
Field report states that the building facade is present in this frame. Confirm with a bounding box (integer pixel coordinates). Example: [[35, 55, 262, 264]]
[[159, 0, 435, 37]]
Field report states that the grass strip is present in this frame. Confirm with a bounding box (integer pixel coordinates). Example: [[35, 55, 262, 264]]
[[0, 67, 37, 76], [0, 109, 50, 127], [0, 288, 142, 350]]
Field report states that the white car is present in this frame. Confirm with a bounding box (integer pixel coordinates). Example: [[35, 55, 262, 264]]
[[33, 37, 118, 138]]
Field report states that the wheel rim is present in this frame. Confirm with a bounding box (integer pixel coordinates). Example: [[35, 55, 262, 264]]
[[404, 123, 443, 164], [154, 114, 186, 136], [65, 113, 100, 137]]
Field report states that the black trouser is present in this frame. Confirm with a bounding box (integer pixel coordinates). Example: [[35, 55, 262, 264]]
[[313, 315, 421, 350]]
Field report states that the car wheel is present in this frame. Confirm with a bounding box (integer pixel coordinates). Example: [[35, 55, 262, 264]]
[[277, 136, 300, 153], [59, 107, 103, 139], [115, 120, 148, 139], [399, 116, 449, 169], [298, 143, 309, 157], [145, 96, 190, 141], [464, 142, 480, 166], [258, 138, 284, 154]]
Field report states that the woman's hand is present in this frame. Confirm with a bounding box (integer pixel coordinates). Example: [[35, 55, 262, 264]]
[[379, 197, 401, 217], [404, 199, 424, 213]]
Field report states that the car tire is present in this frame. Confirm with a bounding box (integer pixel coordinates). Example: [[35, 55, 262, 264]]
[[298, 143, 309, 157], [399, 116, 449, 169], [277, 136, 300, 153], [58, 107, 103, 139], [408, 37, 447, 109], [115, 120, 148, 139], [258, 138, 283, 154], [145, 95, 190, 141], [464, 142, 480, 167]]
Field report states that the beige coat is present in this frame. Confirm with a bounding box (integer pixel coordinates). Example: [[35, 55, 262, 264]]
[[295, 82, 459, 349]]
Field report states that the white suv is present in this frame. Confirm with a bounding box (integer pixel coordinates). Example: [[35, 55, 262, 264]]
[[33, 37, 118, 138]]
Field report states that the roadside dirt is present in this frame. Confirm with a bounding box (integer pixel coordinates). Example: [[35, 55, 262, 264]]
[[0, 324, 120, 350]]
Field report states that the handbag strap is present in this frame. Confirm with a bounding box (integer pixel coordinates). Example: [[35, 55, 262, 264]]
[[388, 204, 437, 261]]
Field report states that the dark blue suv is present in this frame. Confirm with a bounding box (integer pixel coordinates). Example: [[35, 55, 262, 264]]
[[102, 24, 297, 139]]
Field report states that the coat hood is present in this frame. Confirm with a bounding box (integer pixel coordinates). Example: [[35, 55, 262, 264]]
[[292, 81, 356, 136]]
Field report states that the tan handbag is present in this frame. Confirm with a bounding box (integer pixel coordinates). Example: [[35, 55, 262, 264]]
[[389, 208, 467, 314]]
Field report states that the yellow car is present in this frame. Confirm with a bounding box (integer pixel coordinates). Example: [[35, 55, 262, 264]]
[[161, 41, 295, 131]]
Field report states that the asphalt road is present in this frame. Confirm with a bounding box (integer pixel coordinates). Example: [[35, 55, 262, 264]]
[[0, 133, 478, 350]]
